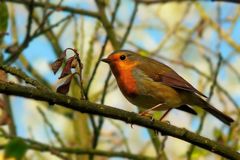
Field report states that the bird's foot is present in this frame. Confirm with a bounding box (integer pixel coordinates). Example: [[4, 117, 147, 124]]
[[139, 111, 152, 117], [139, 103, 164, 116]]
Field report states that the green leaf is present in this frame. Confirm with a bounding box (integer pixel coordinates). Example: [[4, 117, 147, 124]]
[[4, 138, 28, 160], [0, 1, 9, 44]]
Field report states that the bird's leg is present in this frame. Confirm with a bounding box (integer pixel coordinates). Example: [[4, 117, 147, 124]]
[[153, 109, 171, 135], [139, 103, 163, 116], [159, 108, 172, 121]]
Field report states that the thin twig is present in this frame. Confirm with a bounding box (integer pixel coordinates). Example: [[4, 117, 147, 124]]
[[4, 0, 68, 65], [4, 0, 35, 64], [95, 0, 120, 49], [83, 22, 101, 82], [187, 6, 223, 158], [25, 0, 34, 43], [0, 133, 155, 160], [90, 0, 121, 153], [187, 53, 223, 159], [120, 2, 138, 48], [85, 37, 109, 96], [0, 65, 47, 89], [37, 107, 65, 147], [109, 119, 131, 152], [32, 14, 73, 38], [5, 0, 99, 18]]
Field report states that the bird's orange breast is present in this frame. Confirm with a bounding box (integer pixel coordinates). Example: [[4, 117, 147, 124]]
[[111, 61, 139, 98]]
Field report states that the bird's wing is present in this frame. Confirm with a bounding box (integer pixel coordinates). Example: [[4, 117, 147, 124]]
[[138, 57, 207, 98], [156, 71, 207, 98]]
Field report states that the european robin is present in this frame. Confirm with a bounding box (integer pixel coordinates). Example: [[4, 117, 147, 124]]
[[101, 50, 234, 125]]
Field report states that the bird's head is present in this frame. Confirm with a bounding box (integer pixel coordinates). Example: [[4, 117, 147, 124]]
[[101, 50, 140, 67], [101, 50, 140, 76]]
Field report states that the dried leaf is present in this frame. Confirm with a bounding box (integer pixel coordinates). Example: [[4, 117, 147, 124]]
[[59, 56, 74, 79], [65, 48, 77, 53], [56, 74, 74, 94], [71, 58, 78, 68], [50, 52, 66, 74], [50, 59, 63, 74]]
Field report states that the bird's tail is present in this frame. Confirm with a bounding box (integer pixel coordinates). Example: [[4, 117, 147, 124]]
[[198, 98, 234, 126]]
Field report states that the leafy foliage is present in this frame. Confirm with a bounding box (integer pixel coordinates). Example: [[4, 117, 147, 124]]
[[4, 138, 28, 160]]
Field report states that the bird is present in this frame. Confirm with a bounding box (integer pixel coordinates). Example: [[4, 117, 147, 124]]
[[101, 50, 234, 125]]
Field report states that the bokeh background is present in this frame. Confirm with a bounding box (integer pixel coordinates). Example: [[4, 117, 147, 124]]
[[0, 0, 240, 159]]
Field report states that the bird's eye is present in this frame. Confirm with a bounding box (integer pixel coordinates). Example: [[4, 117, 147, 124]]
[[120, 55, 126, 61]]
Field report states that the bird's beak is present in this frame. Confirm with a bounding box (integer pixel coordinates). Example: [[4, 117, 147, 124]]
[[101, 58, 111, 63]]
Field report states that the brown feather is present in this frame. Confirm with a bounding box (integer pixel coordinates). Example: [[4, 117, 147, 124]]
[[103, 50, 234, 125], [136, 55, 207, 98]]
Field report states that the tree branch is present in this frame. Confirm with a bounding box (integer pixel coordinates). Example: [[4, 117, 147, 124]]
[[95, 0, 120, 49], [0, 65, 47, 89], [0, 81, 239, 160], [5, 0, 99, 18], [0, 134, 155, 160], [135, 0, 240, 4]]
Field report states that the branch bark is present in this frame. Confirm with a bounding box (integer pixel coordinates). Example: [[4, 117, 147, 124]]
[[0, 81, 239, 160]]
